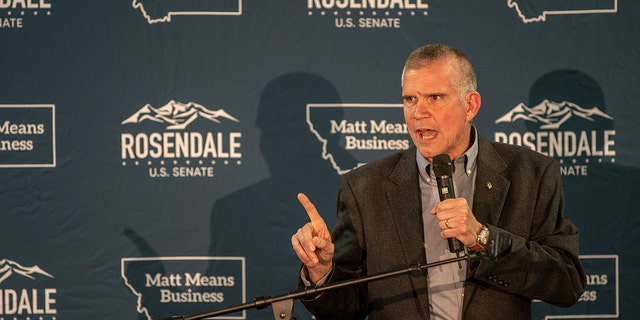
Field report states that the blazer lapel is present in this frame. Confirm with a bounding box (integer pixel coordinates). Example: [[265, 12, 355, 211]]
[[387, 148, 425, 264], [472, 137, 510, 226], [386, 148, 430, 313]]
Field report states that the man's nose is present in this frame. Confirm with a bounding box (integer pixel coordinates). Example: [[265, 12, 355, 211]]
[[413, 100, 432, 118]]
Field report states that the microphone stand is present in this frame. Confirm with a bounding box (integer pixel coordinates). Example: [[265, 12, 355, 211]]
[[159, 249, 496, 320]]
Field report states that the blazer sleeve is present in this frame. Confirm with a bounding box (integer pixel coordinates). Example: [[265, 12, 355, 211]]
[[470, 158, 587, 307]]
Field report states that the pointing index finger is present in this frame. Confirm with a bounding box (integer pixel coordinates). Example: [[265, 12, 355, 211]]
[[297, 193, 326, 233]]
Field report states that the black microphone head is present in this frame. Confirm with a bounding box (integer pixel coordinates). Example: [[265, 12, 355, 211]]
[[432, 154, 453, 177]]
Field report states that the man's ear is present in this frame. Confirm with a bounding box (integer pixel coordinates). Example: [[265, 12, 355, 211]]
[[465, 91, 481, 122]]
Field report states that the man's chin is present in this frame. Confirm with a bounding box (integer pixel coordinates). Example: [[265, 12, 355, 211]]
[[417, 149, 441, 161]]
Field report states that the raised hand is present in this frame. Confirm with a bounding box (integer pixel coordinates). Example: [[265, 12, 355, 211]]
[[291, 193, 335, 283]]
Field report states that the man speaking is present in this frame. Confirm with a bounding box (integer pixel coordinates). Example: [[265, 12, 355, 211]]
[[291, 44, 586, 319]]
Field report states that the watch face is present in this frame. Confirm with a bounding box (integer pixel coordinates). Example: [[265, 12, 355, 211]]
[[478, 229, 489, 245]]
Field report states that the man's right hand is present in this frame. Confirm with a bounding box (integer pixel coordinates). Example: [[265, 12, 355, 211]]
[[291, 193, 334, 284]]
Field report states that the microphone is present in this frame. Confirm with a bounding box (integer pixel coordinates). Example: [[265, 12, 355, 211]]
[[432, 154, 465, 255]]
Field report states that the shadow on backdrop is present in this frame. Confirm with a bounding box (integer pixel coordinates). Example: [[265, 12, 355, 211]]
[[207, 72, 357, 319], [527, 69, 640, 319]]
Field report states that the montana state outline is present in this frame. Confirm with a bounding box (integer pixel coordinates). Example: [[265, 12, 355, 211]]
[[507, 0, 617, 23], [132, 0, 241, 24]]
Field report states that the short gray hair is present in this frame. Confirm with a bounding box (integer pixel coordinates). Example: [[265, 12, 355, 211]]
[[402, 44, 477, 100]]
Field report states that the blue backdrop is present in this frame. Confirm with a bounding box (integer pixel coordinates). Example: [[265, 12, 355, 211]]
[[1, 1, 638, 319]]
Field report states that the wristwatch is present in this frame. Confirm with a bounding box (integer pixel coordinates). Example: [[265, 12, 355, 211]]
[[468, 225, 490, 251]]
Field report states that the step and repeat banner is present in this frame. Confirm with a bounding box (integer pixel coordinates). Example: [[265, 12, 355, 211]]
[[1, 1, 638, 319]]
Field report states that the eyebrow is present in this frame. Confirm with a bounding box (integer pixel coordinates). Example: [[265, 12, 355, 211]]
[[405, 91, 448, 98]]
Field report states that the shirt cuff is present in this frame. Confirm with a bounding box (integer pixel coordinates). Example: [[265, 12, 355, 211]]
[[300, 266, 333, 286]]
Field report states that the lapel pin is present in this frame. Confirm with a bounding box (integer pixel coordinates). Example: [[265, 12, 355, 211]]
[[486, 182, 493, 190]]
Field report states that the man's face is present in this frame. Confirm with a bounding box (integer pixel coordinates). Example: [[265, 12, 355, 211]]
[[402, 58, 480, 162]]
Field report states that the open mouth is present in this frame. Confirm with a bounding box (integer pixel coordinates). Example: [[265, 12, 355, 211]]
[[418, 129, 437, 140]]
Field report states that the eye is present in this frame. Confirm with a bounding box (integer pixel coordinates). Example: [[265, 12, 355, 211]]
[[429, 94, 443, 102], [402, 96, 417, 106]]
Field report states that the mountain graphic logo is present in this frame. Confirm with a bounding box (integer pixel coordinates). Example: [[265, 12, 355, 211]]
[[0, 259, 54, 284], [495, 99, 613, 129], [122, 100, 239, 130]]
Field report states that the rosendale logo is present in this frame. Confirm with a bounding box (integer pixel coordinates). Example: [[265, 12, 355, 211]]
[[0, 104, 56, 168], [0, 259, 57, 318], [121, 100, 242, 179], [307, 0, 429, 30], [132, 0, 242, 24], [121, 256, 246, 320], [508, 0, 618, 23], [307, 103, 409, 174], [494, 99, 615, 176], [0, 0, 52, 29]]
